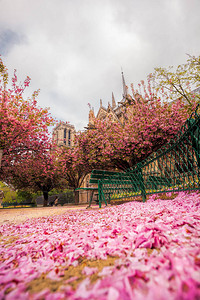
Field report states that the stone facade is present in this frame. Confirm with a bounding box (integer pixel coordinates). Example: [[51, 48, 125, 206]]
[[78, 174, 93, 204], [52, 122, 90, 204], [52, 122, 75, 147], [88, 72, 134, 127]]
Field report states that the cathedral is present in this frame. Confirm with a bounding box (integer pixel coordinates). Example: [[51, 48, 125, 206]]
[[52, 72, 131, 148], [88, 76, 200, 127], [88, 72, 134, 127], [51, 73, 133, 204]]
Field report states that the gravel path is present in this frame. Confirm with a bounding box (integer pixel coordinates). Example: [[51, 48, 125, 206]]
[[0, 205, 88, 225]]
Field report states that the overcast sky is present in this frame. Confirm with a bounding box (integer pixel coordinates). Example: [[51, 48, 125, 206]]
[[0, 0, 200, 131]]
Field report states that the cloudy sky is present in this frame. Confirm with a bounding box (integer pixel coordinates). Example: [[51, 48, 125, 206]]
[[0, 0, 200, 131]]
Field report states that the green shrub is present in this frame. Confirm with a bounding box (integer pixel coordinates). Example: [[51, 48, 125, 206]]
[[16, 190, 33, 202], [0, 183, 37, 206], [49, 188, 71, 196], [2, 190, 17, 203], [0, 182, 17, 204]]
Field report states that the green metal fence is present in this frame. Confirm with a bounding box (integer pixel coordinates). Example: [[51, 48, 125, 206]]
[[99, 104, 200, 204]]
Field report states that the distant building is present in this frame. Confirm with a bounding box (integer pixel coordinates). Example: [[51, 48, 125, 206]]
[[88, 74, 200, 127], [52, 122, 75, 147], [88, 72, 134, 127]]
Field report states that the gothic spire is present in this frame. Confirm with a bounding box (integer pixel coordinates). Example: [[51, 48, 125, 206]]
[[112, 92, 116, 108], [122, 70, 128, 101]]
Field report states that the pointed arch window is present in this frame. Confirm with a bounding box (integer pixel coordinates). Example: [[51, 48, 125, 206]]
[[68, 130, 71, 146], [64, 128, 67, 145]]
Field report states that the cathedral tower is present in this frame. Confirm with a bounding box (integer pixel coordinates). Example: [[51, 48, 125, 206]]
[[52, 122, 75, 147]]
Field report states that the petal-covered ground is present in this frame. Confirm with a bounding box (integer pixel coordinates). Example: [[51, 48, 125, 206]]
[[0, 192, 200, 300]]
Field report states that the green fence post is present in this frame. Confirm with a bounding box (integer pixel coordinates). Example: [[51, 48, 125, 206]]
[[98, 180, 107, 208], [187, 118, 200, 183], [137, 163, 146, 202], [98, 181, 102, 208]]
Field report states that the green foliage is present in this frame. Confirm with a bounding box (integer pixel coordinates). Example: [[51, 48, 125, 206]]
[[3, 190, 17, 203], [0, 182, 37, 205], [0, 181, 11, 191], [16, 190, 34, 202], [0, 182, 17, 203], [152, 54, 200, 105], [48, 187, 70, 196]]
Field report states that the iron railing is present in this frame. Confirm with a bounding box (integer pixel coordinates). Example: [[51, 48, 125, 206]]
[[99, 104, 200, 204]]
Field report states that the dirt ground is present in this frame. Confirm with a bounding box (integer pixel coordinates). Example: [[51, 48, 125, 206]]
[[0, 205, 90, 225]]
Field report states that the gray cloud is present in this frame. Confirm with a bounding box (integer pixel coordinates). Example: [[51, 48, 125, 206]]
[[0, 29, 25, 55], [0, 0, 200, 130]]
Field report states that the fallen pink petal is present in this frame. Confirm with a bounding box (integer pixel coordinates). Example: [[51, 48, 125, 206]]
[[0, 192, 200, 299]]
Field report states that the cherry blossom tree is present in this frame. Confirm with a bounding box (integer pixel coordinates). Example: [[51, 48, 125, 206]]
[[3, 149, 67, 206], [77, 80, 195, 170], [0, 57, 54, 170], [57, 143, 93, 204]]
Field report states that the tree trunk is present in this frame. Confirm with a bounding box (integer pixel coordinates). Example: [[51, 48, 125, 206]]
[[74, 190, 79, 205], [43, 191, 49, 207], [0, 149, 3, 168]]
